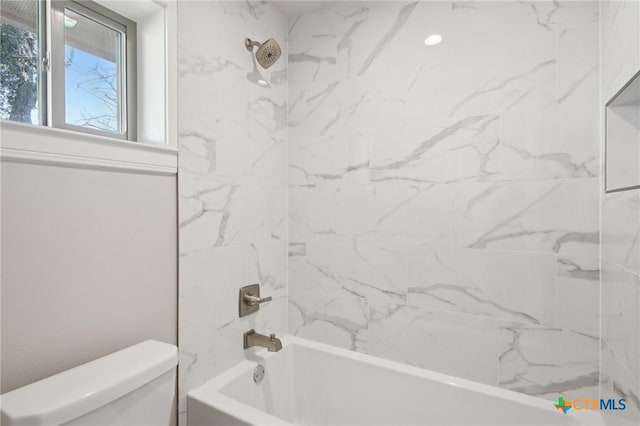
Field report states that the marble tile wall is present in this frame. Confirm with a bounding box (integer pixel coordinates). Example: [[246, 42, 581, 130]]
[[288, 1, 601, 401], [600, 1, 640, 424], [177, 2, 288, 425]]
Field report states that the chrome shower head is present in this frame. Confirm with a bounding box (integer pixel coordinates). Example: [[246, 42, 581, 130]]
[[244, 38, 282, 69]]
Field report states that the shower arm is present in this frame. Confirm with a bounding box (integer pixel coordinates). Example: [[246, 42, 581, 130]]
[[244, 38, 262, 52]]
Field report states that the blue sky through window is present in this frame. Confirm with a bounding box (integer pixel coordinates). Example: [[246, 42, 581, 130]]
[[64, 45, 118, 132]]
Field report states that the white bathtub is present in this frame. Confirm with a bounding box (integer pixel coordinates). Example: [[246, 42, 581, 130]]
[[187, 336, 603, 426]]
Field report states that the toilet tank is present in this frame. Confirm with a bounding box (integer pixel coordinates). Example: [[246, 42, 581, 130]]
[[0, 340, 178, 426]]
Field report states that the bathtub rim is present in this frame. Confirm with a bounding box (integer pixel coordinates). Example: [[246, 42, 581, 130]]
[[187, 335, 603, 426]]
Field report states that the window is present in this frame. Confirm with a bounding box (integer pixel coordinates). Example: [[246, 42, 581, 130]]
[[1, 0, 136, 140], [0, 0, 42, 125]]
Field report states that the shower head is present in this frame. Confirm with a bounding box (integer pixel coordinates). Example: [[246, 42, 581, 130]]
[[244, 38, 282, 69]]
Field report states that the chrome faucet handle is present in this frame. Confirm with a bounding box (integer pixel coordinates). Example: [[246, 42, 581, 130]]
[[243, 293, 273, 306]]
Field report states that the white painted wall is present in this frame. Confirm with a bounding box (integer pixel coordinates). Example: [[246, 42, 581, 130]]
[[0, 159, 178, 393], [137, 8, 166, 146]]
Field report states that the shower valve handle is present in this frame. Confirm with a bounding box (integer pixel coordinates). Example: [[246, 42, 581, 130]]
[[243, 293, 272, 306], [239, 284, 272, 317]]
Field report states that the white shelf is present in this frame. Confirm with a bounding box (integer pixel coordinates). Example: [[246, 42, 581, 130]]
[[605, 70, 640, 192]]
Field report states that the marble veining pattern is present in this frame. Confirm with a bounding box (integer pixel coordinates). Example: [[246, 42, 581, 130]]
[[600, 2, 640, 423], [174, 0, 611, 418], [177, 2, 288, 425], [600, 341, 640, 425], [288, 0, 600, 401], [498, 323, 599, 400]]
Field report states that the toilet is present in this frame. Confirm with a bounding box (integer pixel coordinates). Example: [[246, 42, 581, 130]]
[[0, 340, 178, 426]]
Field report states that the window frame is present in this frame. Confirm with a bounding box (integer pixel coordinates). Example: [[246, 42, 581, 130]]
[[0, 0, 137, 140], [37, 0, 48, 126], [49, 0, 137, 141]]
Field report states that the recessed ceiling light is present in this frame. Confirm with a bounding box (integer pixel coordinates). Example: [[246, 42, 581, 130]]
[[424, 34, 442, 46], [257, 79, 269, 87]]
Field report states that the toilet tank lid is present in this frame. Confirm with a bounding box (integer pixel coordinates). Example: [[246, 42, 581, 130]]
[[1, 340, 178, 426]]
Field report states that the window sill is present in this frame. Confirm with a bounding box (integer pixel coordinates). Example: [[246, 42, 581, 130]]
[[0, 121, 177, 175]]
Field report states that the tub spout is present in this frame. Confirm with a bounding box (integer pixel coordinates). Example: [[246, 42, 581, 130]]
[[243, 329, 282, 352]]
